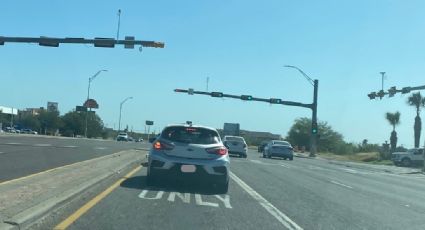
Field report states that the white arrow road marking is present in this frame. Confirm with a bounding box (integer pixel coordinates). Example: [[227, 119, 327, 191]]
[[230, 172, 303, 230]]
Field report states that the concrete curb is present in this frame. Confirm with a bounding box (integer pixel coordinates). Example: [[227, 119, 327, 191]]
[[0, 150, 147, 230]]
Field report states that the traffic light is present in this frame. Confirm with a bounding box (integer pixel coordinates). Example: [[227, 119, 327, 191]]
[[269, 98, 282, 104], [241, 95, 253, 101], [211, 92, 224, 97], [388, 86, 397, 97], [311, 122, 318, 134], [377, 90, 385, 99], [401, 87, 411, 94], [368, 92, 377, 100]]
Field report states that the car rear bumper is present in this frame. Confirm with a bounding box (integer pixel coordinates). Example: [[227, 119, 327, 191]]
[[269, 151, 293, 158], [148, 150, 230, 181]]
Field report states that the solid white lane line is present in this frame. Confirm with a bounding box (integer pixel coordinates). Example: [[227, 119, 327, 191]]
[[230, 172, 303, 230], [63, 145, 78, 148], [6, 142, 22, 145], [330, 180, 353, 189]]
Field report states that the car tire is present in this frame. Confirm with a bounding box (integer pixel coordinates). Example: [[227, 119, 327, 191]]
[[401, 158, 411, 167], [289, 157, 293, 161], [283, 157, 287, 160], [267, 154, 271, 159]]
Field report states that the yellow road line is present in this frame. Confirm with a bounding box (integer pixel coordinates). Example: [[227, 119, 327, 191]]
[[54, 165, 142, 230], [0, 150, 128, 186]]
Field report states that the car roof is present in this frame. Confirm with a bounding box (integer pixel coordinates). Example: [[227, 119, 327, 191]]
[[164, 124, 218, 132]]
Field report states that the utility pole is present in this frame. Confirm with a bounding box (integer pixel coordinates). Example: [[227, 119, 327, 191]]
[[118, 97, 133, 132], [310, 80, 319, 157], [116, 9, 121, 40], [85, 70, 107, 138], [380, 72, 386, 91]]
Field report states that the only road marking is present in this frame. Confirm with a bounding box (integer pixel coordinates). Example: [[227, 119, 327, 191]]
[[330, 180, 353, 189]]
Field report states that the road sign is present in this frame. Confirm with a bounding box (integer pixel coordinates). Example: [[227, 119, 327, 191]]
[[188, 88, 194, 95], [84, 99, 99, 109], [146, 120, 154, 126], [76, 106, 87, 112]]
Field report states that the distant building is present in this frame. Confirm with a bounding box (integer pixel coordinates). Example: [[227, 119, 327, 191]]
[[19, 107, 45, 116], [47, 102, 59, 112]]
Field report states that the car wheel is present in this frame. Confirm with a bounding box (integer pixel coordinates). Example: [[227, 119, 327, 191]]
[[243, 154, 247, 158], [401, 158, 411, 167], [267, 154, 271, 159], [283, 157, 287, 160], [289, 156, 293, 161], [262, 152, 266, 158]]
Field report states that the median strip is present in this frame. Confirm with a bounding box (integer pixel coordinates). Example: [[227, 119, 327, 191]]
[[0, 149, 147, 230]]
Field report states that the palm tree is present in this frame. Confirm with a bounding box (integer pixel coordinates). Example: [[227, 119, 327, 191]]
[[407, 92, 425, 148], [385, 111, 401, 155]]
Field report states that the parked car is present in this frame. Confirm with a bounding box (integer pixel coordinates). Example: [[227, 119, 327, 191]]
[[136, 138, 144, 142], [223, 136, 247, 158], [263, 140, 294, 160], [147, 124, 230, 193], [258, 141, 268, 153], [392, 148, 424, 167], [116, 132, 129, 141]]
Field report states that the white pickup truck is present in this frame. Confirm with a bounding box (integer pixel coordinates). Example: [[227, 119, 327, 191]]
[[391, 148, 424, 167]]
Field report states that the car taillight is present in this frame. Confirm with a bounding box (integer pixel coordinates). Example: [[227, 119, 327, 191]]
[[206, 146, 228, 156], [153, 141, 174, 150]]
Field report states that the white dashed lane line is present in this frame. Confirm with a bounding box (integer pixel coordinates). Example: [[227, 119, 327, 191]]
[[329, 180, 353, 189], [33, 144, 52, 147], [62, 145, 78, 148], [5, 142, 22, 145], [94, 147, 107, 150], [230, 172, 303, 230]]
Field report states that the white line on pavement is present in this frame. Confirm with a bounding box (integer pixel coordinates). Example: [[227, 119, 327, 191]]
[[230, 172, 303, 230], [94, 147, 107, 150], [330, 180, 353, 189], [5, 142, 22, 145], [250, 159, 263, 164], [63, 145, 78, 148], [34, 144, 52, 147], [280, 164, 291, 168]]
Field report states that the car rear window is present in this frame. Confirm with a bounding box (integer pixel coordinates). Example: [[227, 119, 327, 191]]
[[161, 126, 220, 144], [273, 141, 290, 146]]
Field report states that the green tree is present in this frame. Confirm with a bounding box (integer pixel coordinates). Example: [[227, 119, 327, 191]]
[[18, 114, 41, 132], [38, 110, 63, 135], [385, 111, 400, 155], [286, 117, 345, 153], [60, 111, 104, 138], [407, 92, 425, 148]]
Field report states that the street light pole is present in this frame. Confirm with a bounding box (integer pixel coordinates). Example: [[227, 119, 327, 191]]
[[118, 97, 133, 132], [284, 65, 319, 157], [85, 70, 107, 138]]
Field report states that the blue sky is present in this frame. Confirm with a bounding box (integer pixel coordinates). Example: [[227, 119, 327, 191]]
[[1, 0, 425, 147]]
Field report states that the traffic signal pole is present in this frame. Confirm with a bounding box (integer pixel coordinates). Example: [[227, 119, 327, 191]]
[[310, 80, 319, 157], [175, 80, 320, 157]]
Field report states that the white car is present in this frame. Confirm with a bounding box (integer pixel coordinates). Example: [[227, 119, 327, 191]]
[[116, 132, 129, 141], [223, 136, 247, 158], [148, 124, 230, 193], [392, 148, 424, 167]]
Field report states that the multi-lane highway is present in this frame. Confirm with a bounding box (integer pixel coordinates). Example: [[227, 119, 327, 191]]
[[33, 148, 425, 230], [0, 134, 149, 182]]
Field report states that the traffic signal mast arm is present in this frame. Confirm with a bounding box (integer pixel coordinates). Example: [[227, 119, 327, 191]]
[[174, 89, 312, 109], [368, 84, 425, 100], [0, 36, 165, 48]]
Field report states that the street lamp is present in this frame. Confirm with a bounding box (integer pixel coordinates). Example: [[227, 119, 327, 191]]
[[85, 69, 107, 138], [118, 97, 133, 132], [284, 65, 319, 157]]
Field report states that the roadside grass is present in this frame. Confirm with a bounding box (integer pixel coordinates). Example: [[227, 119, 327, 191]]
[[318, 152, 394, 166]]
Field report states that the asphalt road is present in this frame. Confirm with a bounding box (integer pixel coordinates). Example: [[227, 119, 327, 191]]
[[0, 134, 150, 182], [46, 149, 425, 230]]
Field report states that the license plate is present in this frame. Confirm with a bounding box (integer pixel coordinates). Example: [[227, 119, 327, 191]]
[[181, 165, 196, 173]]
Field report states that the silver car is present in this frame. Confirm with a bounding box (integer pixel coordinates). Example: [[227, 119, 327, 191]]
[[147, 124, 230, 193], [223, 136, 248, 158], [263, 140, 294, 160]]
